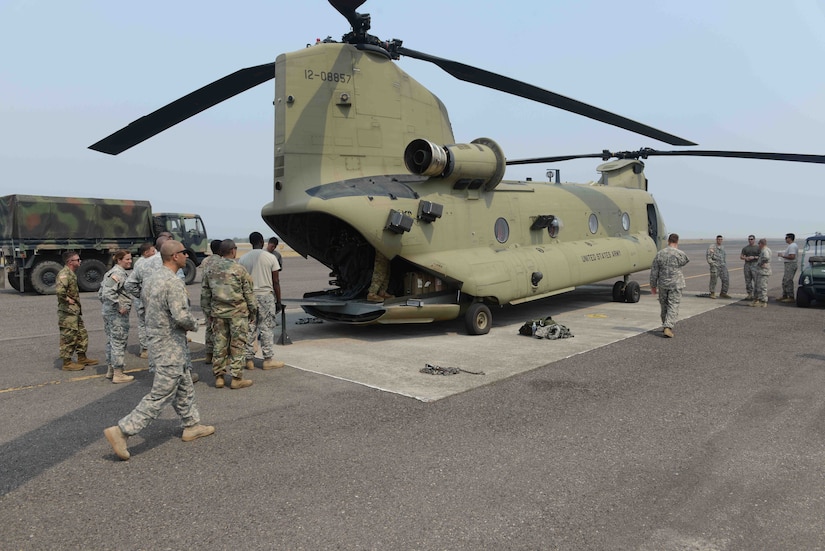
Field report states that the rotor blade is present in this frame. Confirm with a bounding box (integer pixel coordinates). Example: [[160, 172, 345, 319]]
[[507, 149, 825, 165], [328, 0, 367, 18], [507, 153, 607, 165], [89, 62, 276, 155], [328, 0, 365, 29], [396, 46, 696, 147], [624, 149, 825, 164]]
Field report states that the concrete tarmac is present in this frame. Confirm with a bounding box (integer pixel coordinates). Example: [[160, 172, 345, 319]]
[[2, 239, 824, 550]]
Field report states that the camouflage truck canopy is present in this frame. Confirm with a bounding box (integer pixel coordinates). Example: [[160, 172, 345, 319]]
[[0, 195, 154, 242]]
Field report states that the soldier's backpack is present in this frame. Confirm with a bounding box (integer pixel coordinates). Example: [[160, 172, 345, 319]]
[[518, 316, 573, 339]]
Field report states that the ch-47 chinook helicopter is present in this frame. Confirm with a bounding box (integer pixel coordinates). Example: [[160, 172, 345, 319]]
[[89, 0, 825, 335]]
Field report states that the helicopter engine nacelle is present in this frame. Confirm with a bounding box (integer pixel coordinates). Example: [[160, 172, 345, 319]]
[[404, 137, 506, 191]]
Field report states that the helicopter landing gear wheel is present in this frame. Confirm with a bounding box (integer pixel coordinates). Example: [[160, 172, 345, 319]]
[[464, 302, 492, 335], [612, 281, 625, 302], [623, 281, 641, 303]]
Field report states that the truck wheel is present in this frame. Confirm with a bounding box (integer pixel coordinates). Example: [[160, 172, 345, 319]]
[[76, 259, 107, 292], [7, 271, 29, 292], [796, 288, 812, 308], [30, 261, 62, 295], [183, 257, 197, 285], [464, 302, 492, 335]]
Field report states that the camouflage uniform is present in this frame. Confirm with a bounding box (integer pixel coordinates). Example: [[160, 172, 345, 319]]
[[117, 267, 200, 435], [780, 241, 799, 299], [740, 242, 760, 298], [200, 258, 256, 378], [238, 249, 280, 362], [755, 246, 772, 303], [198, 254, 222, 354], [368, 250, 391, 295], [706, 243, 729, 295], [56, 266, 89, 361], [99, 264, 132, 370], [245, 293, 277, 359], [650, 246, 690, 329], [126, 254, 163, 353]]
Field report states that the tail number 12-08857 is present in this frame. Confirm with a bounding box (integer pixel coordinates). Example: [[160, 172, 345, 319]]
[[304, 69, 352, 83]]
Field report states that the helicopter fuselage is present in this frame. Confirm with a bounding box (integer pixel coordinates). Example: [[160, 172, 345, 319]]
[[260, 42, 665, 326]]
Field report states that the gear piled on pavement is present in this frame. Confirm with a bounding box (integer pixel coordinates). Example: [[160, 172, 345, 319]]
[[420, 364, 484, 376]]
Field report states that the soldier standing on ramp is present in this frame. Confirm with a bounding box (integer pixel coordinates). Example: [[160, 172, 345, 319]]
[[56, 251, 99, 370], [200, 239, 256, 389], [103, 240, 214, 461], [238, 232, 285, 371], [99, 249, 134, 384], [650, 233, 690, 338], [706, 234, 730, 299], [777, 233, 798, 302], [740, 235, 759, 301], [750, 238, 772, 308]]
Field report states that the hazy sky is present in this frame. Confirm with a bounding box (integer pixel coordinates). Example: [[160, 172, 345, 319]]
[[2, 0, 824, 241]]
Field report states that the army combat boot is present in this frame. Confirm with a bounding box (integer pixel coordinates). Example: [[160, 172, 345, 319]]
[[112, 368, 134, 384], [246, 358, 255, 370], [663, 328, 674, 338], [214, 372, 226, 388], [103, 426, 130, 460], [77, 353, 99, 366], [230, 377, 253, 390], [62, 358, 85, 371], [105, 365, 114, 379], [262, 358, 285, 370], [181, 424, 215, 442]]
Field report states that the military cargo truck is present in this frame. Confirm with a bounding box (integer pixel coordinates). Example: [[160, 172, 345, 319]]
[[0, 194, 209, 294], [796, 232, 825, 307]]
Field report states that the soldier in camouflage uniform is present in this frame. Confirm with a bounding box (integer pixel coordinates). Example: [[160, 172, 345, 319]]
[[750, 238, 772, 307], [126, 233, 183, 369], [650, 233, 690, 338], [706, 235, 730, 299], [56, 251, 99, 370], [266, 236, 284, 271], [239, 232, 285, 371], [777, 233, 798, 302], [103, 240, 214, 461], [740, 235, 760, 300], [366, 250, 394, 302], [198, 239, 224, 364], [200, 239, 256, 389], [130, 242, 157, 358], [99, 250, 134, 383]]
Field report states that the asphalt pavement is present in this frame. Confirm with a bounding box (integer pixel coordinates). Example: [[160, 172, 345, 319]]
[[1, 239, 824, 550]]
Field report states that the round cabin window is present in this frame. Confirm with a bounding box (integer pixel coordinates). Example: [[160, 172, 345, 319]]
[[494, 217, 509, 243], [621, 212, 630, 231], [548, 217, 560, 238], [588, 213, 599, 234]]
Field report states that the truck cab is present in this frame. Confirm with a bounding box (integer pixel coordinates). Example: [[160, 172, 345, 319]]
[[796, 232, 825, 307], [152, 213, 209, 284]]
